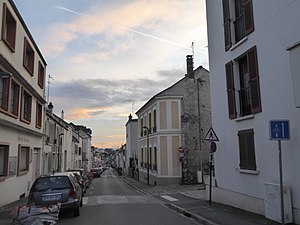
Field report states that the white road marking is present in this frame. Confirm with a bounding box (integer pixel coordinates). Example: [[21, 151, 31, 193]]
[[83, 195, 157, 206], [160, 195, 179, 202]]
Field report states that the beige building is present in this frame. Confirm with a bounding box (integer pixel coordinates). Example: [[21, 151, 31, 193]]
[[0, 0, 47, 206], [136, 62, 211, 185]]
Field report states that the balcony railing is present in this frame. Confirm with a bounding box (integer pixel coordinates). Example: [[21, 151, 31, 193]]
[[238, 86, 251, 117]]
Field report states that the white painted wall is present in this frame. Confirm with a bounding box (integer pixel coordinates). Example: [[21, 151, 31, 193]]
[[206, 0, 300, 223]]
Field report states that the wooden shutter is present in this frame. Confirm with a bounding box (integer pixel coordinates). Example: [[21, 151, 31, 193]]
[[244, 0, 254, 35], [225, 61, 237, 119], [247, 46, 262, 113], [222, 0, 232, 51], [238, 129, 256, 170], [238, 131, 247, 169], [1, 78, 9, 110]]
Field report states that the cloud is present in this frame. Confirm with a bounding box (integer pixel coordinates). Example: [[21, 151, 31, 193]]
[[40, 0, 206, 58], [49, 70, 185, 120]]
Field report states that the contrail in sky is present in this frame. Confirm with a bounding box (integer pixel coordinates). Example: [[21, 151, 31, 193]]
[[55, 5, 207, 54]]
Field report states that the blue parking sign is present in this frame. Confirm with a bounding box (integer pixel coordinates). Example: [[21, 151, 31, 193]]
[[269, 120, 290, 140]]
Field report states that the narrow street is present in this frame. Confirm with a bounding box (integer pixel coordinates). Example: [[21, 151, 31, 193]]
[[58, 168, 201, 225]]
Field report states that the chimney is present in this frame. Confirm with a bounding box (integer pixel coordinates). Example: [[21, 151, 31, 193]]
[[186, 55, 194, 78], [128, 114, 132, 121], [61, 110, 64, 120], [48, 102, 53, 115]]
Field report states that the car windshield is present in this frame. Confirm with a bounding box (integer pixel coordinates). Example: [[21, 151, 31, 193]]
[[33, 176, 71, 191]]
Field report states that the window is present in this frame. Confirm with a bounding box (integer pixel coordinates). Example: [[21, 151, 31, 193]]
[[0, 76, 10, 111], [222, 0, 254, 51], [23, 37, 35, 75], [21, 89, 32, 123], [18, 146, 29, 175], [0, 145, 9, 178], [238, 129, 256, 170], [36, 102, 42, 128], [153, 110, 157, 133], [149, 147, 152, 166], [225, 46, 261, 119], [1, 3, 16, 52], [149, 113, 152, 133], [154, 147, 157, 171], [10, 80, 20, 116], [38, 62, 45, 89], [140, 118, 143, 136], [141, 148, 144, 165]]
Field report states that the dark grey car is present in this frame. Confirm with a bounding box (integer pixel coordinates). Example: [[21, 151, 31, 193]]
[[27, 172, 83, 217]]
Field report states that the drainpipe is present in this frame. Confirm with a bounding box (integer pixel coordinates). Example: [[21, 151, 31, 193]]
[[197, 78, 203, 183]]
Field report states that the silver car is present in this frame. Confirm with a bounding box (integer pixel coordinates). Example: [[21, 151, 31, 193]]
[[27, 172, 83, 217]]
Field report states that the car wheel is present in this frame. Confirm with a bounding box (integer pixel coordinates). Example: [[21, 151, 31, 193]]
[[73, 206, 80, 217]]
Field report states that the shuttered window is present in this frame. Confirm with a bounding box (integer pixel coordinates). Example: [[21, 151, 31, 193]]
[[244, 0, 254, 35], [1, 3, 16, 52], [22, 89, 32, 123], [10, 80, 20, 116], [23, 37, 35, 76], [38, 62, 45, 89], [222, 0, 254, 48], [248, 46, 261, 113], [0, 77, 10, 111], [222, 0, 232, 51], [36, 102, 42, 128], [225, 61, 237, 119], [225, 46, 261, 119], [238, 129, 256, 170]]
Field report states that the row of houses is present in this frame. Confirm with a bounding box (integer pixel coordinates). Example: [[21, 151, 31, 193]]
[[123, 59, 212, 186], [0, 0, 92, 207]]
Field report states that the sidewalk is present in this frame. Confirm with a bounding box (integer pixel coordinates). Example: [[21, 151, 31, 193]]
[[0, 197, 27, 225], [121, 175, 283, 225]]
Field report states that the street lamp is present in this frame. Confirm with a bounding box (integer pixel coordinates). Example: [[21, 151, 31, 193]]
[[143, 126, 150, 185], [0, 71, 12, 79], [57, 133, 64, 172]]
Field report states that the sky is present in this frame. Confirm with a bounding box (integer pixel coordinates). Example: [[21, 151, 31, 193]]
[[14, 0, 208, 149]]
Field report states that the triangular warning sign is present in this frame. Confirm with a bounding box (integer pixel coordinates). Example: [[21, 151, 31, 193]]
[[204, 127, 219, 141]]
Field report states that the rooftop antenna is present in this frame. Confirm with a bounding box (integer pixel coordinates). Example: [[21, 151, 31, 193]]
[[191, 42, 195, 67], [47, 74, 54, 103]]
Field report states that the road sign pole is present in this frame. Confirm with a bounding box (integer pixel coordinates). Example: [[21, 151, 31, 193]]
[[278, 140, 285, 225], [209, 153, 213, 205]]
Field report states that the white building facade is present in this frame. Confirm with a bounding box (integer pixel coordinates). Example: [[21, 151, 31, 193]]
[[0, 0, 47, 206], [125, 114, 138, 178], [206, 0, 300, 223]]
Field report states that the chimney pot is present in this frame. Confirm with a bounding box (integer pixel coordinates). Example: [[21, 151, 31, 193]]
[[186, 55, 194, 78]]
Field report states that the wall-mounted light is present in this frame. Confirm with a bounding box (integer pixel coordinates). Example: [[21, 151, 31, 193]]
[[0, 71, 12, 79]]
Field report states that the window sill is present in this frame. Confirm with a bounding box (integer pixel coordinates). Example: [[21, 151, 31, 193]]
[[17, 170, 29, 176], [235, 114, 254, 122], [238, 169, 259, 175], [230, 36, 248, 51]]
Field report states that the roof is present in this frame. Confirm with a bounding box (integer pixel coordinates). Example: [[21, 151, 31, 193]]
[[135, 66, 208, 115]]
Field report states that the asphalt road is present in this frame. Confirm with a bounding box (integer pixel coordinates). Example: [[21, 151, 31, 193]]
[[58, 168, 200, 225]]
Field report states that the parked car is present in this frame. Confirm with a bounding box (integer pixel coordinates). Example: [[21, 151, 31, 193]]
[[27, 172, 83, 217], [66, 169, 89, 192], [91, 168, 102, 178]]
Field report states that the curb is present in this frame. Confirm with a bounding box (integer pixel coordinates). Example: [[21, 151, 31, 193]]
[[121, 176, 219, 225], [165, 203, 219, 225]]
